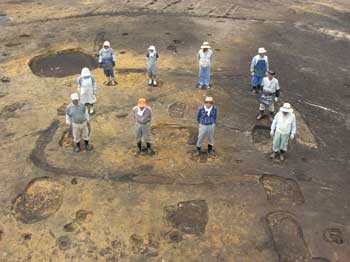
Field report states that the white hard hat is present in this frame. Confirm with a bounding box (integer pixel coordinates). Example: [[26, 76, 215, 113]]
[[81, 67, 91, 77], [71, 93, 79, 101], [258, 47, 267, 54], [204, 96, 214, 103], [103, 41, 110, 47], [148, 45, 156, 51]]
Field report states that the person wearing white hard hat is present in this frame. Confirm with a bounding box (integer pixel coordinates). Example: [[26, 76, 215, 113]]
[[257, 70, 280, 121], [77, 67, 97, 114], [270, 103, 296, 161], [98, 41, 117, 86], [197, 42, 213, 89], [194, 96, 217, 157], [65, 93, 92, 153], [146, 45, 159, 87], [250, 47, 269, 94]]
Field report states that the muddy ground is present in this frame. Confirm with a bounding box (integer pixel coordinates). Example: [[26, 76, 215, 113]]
[[0, 0, 349, 261]]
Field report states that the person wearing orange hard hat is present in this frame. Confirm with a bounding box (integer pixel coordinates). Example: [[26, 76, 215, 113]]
[[132, 98, 153, 156]]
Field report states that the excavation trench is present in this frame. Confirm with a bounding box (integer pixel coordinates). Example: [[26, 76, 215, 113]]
[[29, 49, 98, 78]]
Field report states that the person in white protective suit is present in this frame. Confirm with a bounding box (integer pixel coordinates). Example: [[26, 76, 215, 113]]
[[77, 67, 97, 114], [270, 103, 297, 161]]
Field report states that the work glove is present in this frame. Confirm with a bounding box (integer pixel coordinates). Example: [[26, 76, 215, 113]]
[[251, 72, 255, 76], [290, 134, 295, 140], [274, 97, 278, 102], [112, 61, 116, 67], [270, 130, 274, 137]]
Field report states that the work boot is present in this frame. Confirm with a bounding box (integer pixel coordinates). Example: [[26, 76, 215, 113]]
[[268, 111, 274, 122], [89, 106, 94, 114], [84, 140, 92, 151], [153, 79, 157, 87], [208, 144, 216, 157], [146, 143, 154, 155], [148, 79, 153, 86], [270, 151, 276, 159], [251, 88, 257, 94], [193, 147, 201, 157], [111, 79, 117, 86], [73, 142, 80, 153], [256, 110, 264, 120], [207, 84, 211, 89], [135, 142, 142, 156], [280, 150, 286, 161]]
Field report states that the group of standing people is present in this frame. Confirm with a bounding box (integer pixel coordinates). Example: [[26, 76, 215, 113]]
[[65, 41, 296, 161], [250, 47, 297, 161]]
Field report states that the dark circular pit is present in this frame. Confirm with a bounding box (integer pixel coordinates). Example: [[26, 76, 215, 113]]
[[29, 50, 98, 78]]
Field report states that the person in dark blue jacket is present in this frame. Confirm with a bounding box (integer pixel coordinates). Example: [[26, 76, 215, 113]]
[[194, 96, 217, 157]]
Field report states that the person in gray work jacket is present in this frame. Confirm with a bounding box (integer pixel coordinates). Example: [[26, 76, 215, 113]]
[[194, 96, 217, 157], [257, 70, 280, 121], [133, 98, 154, 156], [66, 93, 92, 153], [98, 41, 116, 86]]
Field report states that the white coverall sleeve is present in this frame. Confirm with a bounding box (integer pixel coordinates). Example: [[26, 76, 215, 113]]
[[77, 77, 81, 92], [250, 56, 255, 73], [92, 77, 97, 95], [85, 107, 89, 122], [266, 57, 269, 72], [271, 114, 278, 131], [291, 115, 297, 136], [112, 49, 116, 62], [98, 50, 102, 63], [66, 114, 71, 125]]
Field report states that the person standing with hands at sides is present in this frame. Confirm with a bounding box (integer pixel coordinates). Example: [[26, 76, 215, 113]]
[[99, 41, 116, 86], [198, 42, 213, 89], [146, 45, 159, 87], [250, 47, 269, 94], [133, 98, 154, 156], [77, 67, 97, 114], [270, 103, 297, 161], [66, 93, 92, 153], [194, 96, 217, 157]]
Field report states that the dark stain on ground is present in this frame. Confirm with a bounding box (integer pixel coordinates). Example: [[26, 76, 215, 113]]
[[5, 42, 21, 47], [76, 210, 91, 222], [164, 200, 208, 236], [165, 230, 183, 243], [116, 68, 146, 74], [12, 177, 65, 224], [260, 175, 304, 205], [0, 102, 26, 119], [168, 102, 186, 118], [166, 45, 177, 53], [71, 178, 78, 185], [0, 76, 11, 83], [57, 236, 71, 251], [29, 50, 98, 78], [19, 34, 31, 38], [267, 211, 311, 262], [323, 228, 344, 244], [129, 233, 159, 257], [23, 233, 32, 240], [252, 125, 271, 143]]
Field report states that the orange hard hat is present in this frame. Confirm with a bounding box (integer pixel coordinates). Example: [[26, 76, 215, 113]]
[[138, 98, 147, 107]]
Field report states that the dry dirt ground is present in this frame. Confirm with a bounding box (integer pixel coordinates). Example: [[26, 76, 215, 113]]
[[0, 0, 350, 261]]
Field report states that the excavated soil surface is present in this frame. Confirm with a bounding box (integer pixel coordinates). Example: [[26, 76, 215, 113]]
[[29, 50, 98, 77]]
